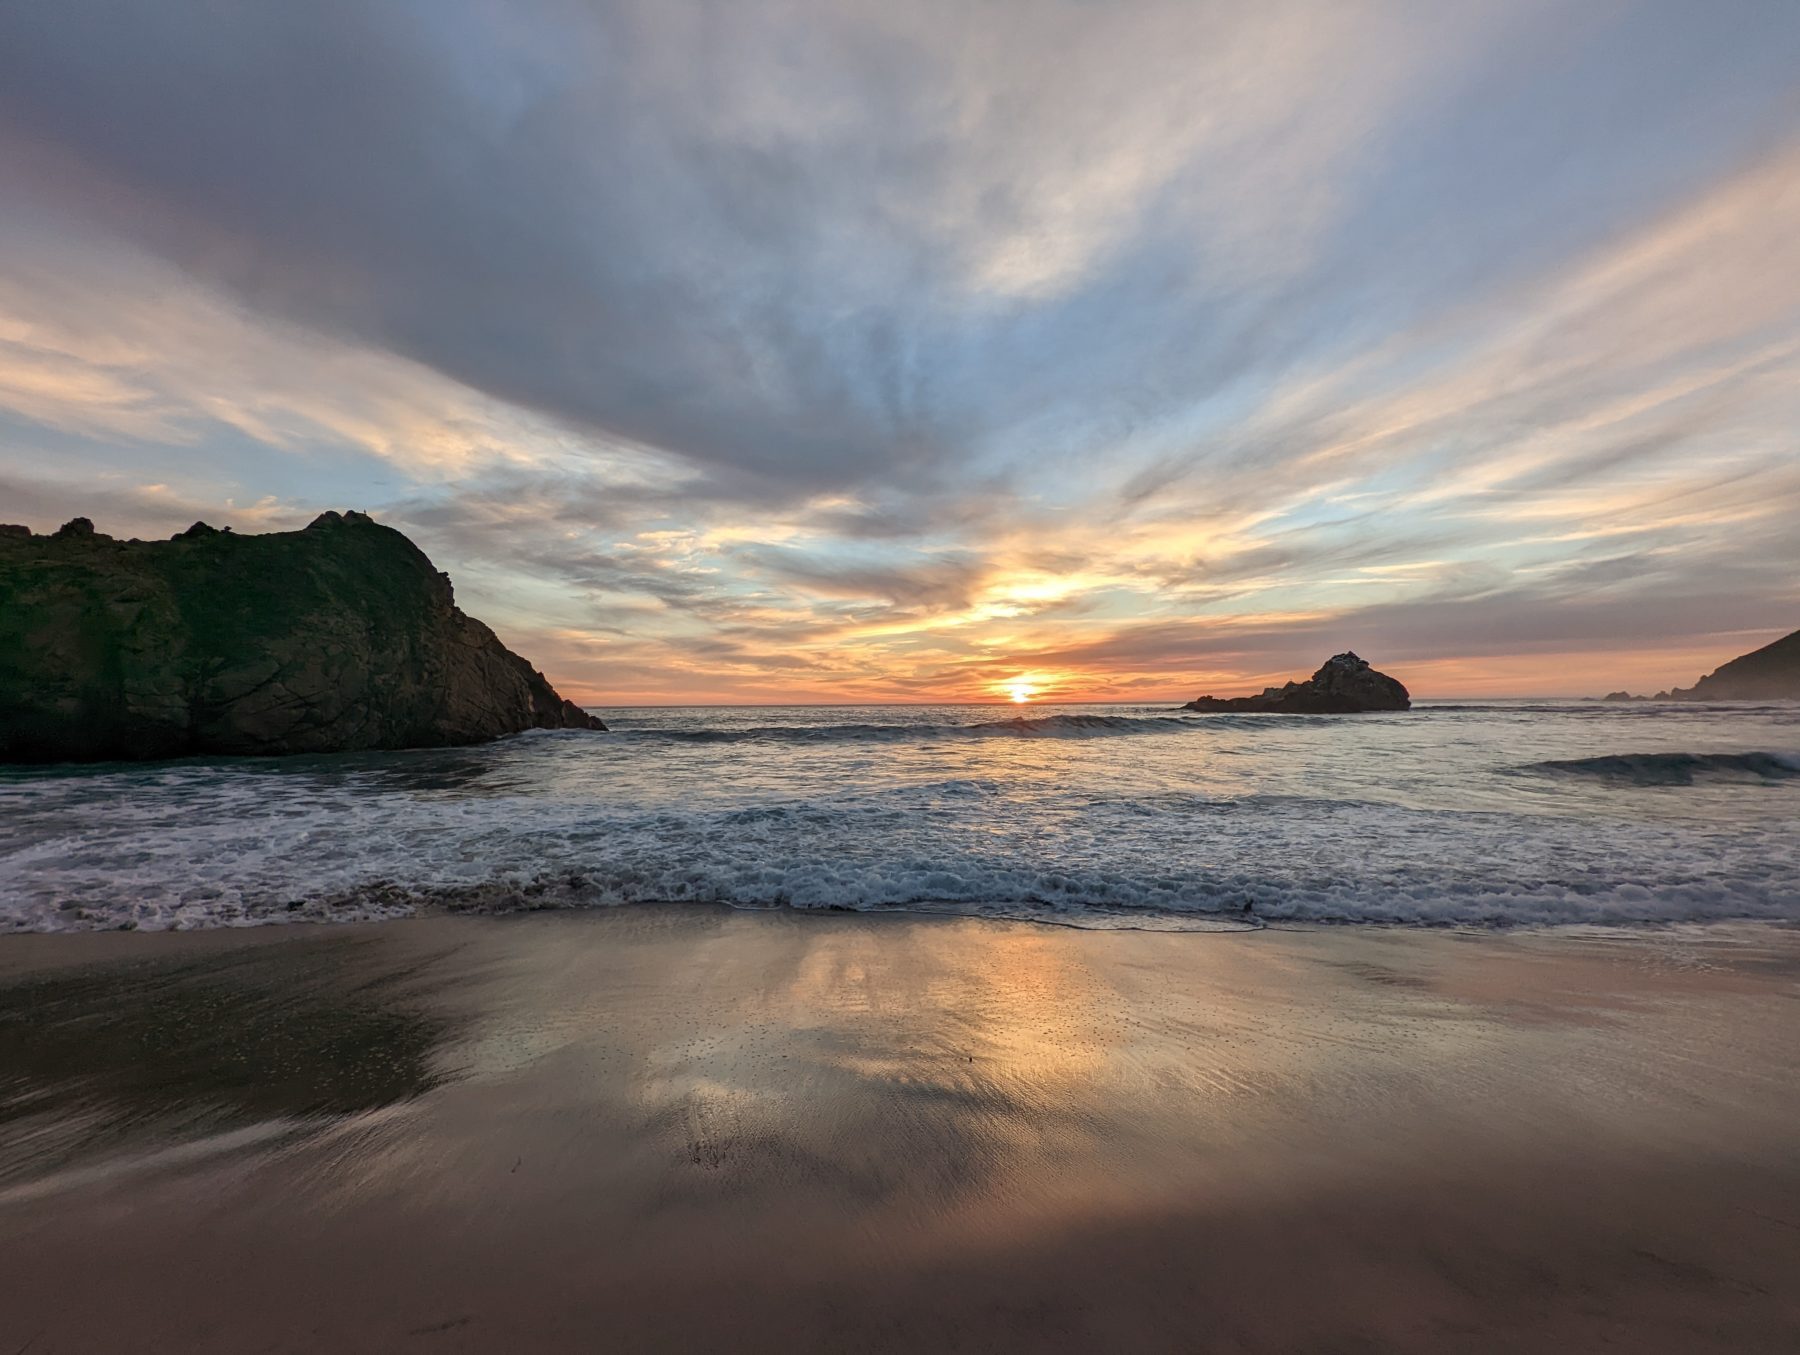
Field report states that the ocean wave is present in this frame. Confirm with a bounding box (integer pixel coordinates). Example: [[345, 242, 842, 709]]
[[1421, 702, 1800, 718], [5, 701, 1798, 935], [5, 780, 1794, 933], [1522, 751, 1800, 785], [611, 711, 1356, 745], [22, 856, 1795, 935]]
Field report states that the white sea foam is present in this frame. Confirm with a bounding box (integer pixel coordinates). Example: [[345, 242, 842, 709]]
[[2, 702, 1795, 933]]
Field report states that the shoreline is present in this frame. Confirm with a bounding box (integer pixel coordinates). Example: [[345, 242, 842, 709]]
[[7, 894, 1800, 948], [3, 908, 1798, 1350]]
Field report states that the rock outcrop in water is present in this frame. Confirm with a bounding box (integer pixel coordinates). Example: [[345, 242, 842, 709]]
[[1596, 627, 1800, 702], [0, 512, 605, 762], [1180, 652, 1410, 714]]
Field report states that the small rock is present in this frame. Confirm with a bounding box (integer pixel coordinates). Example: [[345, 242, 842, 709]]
[[1181, 652, 1410, 714]]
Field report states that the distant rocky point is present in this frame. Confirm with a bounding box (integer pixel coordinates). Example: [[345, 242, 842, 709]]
[[1180, 652, 1410, 714], [0, 512, 605, 762], [1598, 627, 1800, 703]]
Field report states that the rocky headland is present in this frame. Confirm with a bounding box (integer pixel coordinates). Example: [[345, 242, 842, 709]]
[[0, 512, 605, 762], [1600, 627, 1800, 702], [1180, 652, 1410, 714]]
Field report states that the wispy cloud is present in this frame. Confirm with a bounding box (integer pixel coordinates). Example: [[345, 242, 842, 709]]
[[0, 1, 1796, 701]]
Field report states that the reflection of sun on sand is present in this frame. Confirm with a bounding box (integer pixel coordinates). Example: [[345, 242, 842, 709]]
[[3, 910, 1799, 1352]]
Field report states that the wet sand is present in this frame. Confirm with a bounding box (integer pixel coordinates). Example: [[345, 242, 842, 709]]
[[2, 909, 1798, 1352]]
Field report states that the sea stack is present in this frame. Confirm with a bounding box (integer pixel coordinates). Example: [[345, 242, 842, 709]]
[[1181, 652, 1410, 714], [0, 511, 605, 762]]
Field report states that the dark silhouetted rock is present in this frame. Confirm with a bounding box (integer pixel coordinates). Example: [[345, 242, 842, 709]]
[[1601, 691, 1647, 702], [1664, 628, 1800, 702], [1181, 652, 1410, 714], [0, 525, 30, 539], [1, 512, 606, 762]]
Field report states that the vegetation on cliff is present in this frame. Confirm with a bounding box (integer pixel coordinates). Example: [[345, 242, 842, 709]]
[[0, 511, 604, 762]]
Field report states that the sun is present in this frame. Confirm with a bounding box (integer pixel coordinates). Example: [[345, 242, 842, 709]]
[[1005, 681, 1038, 704]]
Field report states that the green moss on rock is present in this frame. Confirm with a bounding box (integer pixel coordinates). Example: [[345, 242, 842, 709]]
[[0, 512, 604, 762]]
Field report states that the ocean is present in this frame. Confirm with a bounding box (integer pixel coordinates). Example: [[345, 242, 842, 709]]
[[2, 700, 1795, 933]]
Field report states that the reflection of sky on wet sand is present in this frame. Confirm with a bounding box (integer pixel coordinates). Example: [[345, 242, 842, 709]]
[[3, 912, 1800, 1350], [228, 910, 1799, 1243], [0, 932, 455, 1192]]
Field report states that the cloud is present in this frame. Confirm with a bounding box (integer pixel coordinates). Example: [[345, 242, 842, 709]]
[[0, 468, 299, 538], [0, 1, 1797, 701], [0, 2, 1515, 490]]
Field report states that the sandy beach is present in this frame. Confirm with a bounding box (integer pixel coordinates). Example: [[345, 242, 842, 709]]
[[2, 909, 1798, 1352]]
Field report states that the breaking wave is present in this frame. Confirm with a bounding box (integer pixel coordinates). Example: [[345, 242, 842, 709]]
[[1524, 751, 1800, 785], [5, 699, 1797, 934], [4, 775, 1795, 933]]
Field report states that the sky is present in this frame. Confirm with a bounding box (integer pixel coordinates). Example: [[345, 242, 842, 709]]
[[1, 1, 1797, 705]]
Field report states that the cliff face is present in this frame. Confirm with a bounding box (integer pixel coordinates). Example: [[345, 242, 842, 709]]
[[1598, 628, 1800, 702], [1668, 629, 1800, 701], [1181, 652, 1410, 714], [0, 512, 605, 762]]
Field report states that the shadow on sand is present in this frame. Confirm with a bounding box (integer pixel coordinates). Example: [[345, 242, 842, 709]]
[[0, 933, 457, 1181]]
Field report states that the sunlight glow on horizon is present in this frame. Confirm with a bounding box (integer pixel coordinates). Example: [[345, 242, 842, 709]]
[[0, 2, 1796, 706]]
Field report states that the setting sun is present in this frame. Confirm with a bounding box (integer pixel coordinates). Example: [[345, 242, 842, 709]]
[[1005, 681, 1038, 704]]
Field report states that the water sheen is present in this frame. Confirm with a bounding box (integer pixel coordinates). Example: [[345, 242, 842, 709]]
[[1, 700, 1795, 932]]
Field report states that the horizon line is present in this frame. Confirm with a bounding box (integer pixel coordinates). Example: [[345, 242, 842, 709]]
[[575, 695, 1607, 709]]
